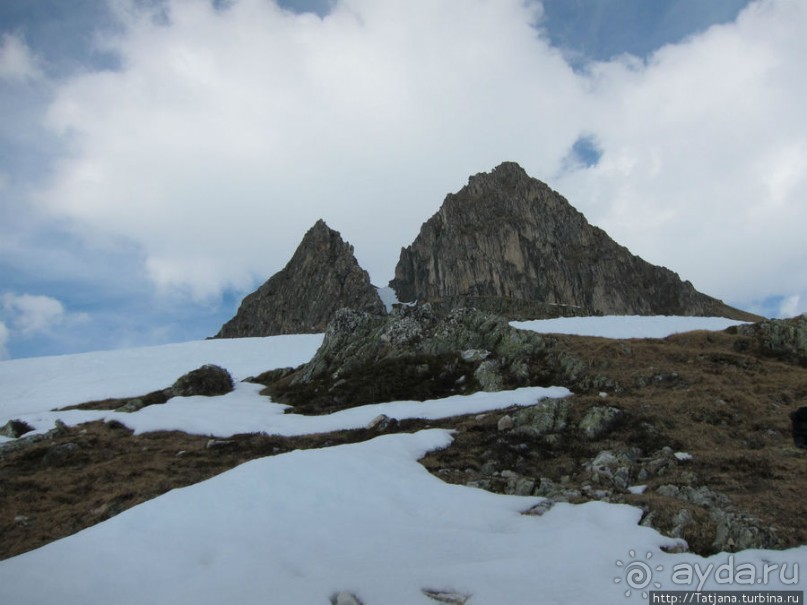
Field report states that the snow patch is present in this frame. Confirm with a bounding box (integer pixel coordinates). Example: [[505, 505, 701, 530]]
[[512, 315, 748, 339]]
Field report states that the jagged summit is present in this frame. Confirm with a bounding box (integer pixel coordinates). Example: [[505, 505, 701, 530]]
[[214, 219, 384, 338], [390, 162, 758, 321]]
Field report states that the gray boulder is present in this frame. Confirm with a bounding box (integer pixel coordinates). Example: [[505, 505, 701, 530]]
[[171, 364, 234, 397], [0, 419, 34, 439], [579, 405, 623, 440], [512, 399, 569, 437]]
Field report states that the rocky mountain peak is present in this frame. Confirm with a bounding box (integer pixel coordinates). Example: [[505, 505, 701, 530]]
[[390, 162, 758, 321], [215, 220, 385, 338]]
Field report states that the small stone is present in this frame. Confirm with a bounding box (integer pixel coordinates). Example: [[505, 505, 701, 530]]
[[671, 508, 694, 538], [331, 591, 364, 605], [461, 348, 490, 362], [591, 450, 619, 470], [512, 399, 569, 437], [497, 415, 513, 431], [206, 439, 236, 450], [421, 588, 472, 604], [656, 484, 681, 499], [474, 359, 503, 391], [523, 499, 554, 516], [579, 406, 623, 440], [42, 442, 80, 466], [118, 398, 146, 413], [661, 541, 689, 554], [367, 414, 393, 431], [536, 477, 558, 497]]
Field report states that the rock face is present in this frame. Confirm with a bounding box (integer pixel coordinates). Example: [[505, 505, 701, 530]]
[[735, 314, 807, 365], [216, 220, 385, 337], [390, 162, 757, 321], [257, 304, 614, 415]]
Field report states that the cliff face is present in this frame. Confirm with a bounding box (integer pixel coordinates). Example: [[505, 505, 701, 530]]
[[390, 162, 757, 321], [215, 220, 385, 337]]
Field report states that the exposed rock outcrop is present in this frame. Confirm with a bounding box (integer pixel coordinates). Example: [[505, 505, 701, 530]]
[[734, 314, 807, 365], [215, 220, 385, 338], [255, 304, 614, 415], [390, 162, 758, 321]]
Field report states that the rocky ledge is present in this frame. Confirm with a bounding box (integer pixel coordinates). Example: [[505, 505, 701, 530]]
[[252, 304, 614, 415]]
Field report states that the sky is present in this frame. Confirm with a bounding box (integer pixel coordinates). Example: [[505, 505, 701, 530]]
[[0, 0, 804, 360]]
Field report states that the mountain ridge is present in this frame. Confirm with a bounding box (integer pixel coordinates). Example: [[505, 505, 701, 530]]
[[217, 162, 760, 338]]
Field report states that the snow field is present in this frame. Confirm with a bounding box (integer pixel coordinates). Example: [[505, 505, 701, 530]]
[[1, 317, 804, 604]]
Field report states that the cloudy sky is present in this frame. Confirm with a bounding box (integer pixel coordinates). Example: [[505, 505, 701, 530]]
[[1, 0, 804, 359]]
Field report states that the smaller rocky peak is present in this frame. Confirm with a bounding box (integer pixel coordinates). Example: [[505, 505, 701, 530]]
[[306, 218, 336, 240], [296, 218, 349, 251], [214, 220, 385, 338]]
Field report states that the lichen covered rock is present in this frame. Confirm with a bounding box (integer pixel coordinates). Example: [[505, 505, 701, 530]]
[[171, 364, 234, 397]]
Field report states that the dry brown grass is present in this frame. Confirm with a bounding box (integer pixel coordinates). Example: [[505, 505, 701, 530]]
[[421, 328, 807, 554], [0, 420, 434, 560]]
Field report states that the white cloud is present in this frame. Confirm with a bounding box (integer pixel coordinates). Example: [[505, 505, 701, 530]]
[[554, 0, 807, 304], [778, 294, 803, 319], [31, 0, 807, 312], [37, 0, 584, 298], [0, 33, 43, 83], [1, 293, 67, 334], [0, 292, 92, 357]]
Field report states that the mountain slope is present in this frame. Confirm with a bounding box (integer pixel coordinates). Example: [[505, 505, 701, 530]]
[[390, 162, 758, 321], [215, 220, 385, 337]]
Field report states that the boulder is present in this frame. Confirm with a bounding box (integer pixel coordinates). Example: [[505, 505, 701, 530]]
[[171, 365, 234, 397], [736, 314, 807, 365], [0, 419, 34, 439], [512, 399, 569, 437]]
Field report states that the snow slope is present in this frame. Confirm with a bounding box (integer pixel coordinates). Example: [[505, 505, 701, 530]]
[[0, 334, 324, 418], [0, 317, 804, 604], [512, 315, 747, 339], [0, 429, 802, 605]]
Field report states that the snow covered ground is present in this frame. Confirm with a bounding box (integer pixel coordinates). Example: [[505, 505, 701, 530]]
[[0, 334, 324, 418], [512, 315, 747, 339], [0, 317, 804, 604]]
